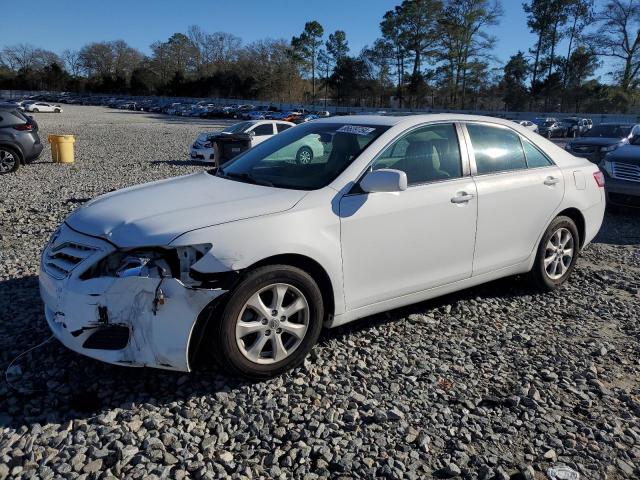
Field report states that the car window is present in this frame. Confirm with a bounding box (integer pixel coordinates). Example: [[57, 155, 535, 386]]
[[371, 123, 462, 185], [252, 124, 273, 136], [523, 139, 553, 168], [277, 123, 292, 133], [466, 123, 527, 175]]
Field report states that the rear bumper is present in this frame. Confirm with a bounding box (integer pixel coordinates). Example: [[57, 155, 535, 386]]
[[24, 139, 43, 162]]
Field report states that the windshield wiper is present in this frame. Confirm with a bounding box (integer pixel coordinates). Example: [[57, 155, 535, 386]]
[[220, 171, 274, 187]]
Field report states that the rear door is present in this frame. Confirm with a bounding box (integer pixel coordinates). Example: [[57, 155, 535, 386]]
[[463, 122, 564, 276]]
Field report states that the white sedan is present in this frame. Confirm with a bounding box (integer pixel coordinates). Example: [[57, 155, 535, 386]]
[[25, 102, 63, 113], [40, 115, 604, 379], [190, 120, 294, 161]]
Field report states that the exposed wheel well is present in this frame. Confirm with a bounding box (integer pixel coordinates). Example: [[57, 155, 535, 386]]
[[187, 253, 335, 369], [557, 207, 586, 248], [248, 254, 335, 320]]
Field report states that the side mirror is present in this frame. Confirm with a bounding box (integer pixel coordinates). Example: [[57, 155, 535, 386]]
[[360, 169, 407, 193]]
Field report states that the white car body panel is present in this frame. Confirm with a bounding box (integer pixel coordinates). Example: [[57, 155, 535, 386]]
[[41, 114, 605, 371]]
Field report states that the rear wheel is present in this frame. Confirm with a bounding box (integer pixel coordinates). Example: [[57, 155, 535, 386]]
[[0, 146, 19, 174], [529, 216, 580, 290], [213, 265, 324, 379]]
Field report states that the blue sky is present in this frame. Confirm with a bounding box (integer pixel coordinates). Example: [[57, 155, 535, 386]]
[[1, 0, 606, 80]]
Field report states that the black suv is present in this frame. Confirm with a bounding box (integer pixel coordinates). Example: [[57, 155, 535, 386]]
[[0, 103, 43, 173]]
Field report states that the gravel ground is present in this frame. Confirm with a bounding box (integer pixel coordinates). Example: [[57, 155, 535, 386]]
[[1, 105, 640, 479]]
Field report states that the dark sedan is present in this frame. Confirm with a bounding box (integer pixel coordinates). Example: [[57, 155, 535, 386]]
[[565, 123, 640, 164], [600, 140, 640, 208]]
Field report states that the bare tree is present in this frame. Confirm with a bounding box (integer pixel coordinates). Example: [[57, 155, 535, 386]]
[[588, 0, 640, 91], [62, 49, 82, 76]]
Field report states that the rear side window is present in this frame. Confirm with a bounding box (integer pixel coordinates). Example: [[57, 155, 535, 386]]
[[523, 140, 553, 168], [252, 124, 273, 136], [466, 124, 527, 174], [277, 124, 292, 133]]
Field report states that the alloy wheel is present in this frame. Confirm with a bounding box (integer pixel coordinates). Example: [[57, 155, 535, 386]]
[[544, 227, 574, 280], [235, 283, 310, 364], [297, 148, 312, 164], [0, 149, 17, 173]]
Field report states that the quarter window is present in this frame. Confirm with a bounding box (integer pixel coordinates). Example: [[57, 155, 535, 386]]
[[277, 123, 292, 133], [371, 123, 462, 185], [466, 124, 527, 174], [523, 139, 552, 168]]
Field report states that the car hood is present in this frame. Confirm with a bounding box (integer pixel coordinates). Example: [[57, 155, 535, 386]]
[[66, 172, 307, 247], [569, 137, 623, 147], [606, 145, 640, 165]]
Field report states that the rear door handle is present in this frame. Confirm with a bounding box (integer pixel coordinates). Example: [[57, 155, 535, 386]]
[[544, 176, 560, 186], [451, 192, 475, 204]]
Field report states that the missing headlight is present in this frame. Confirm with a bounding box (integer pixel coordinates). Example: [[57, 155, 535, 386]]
[[81, 244, 212, 282]]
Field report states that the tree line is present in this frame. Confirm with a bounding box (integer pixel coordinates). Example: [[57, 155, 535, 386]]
[[1, 0, 640, 113]]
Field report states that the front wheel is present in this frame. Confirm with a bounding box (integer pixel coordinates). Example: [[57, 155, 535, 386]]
[[55, 109, 61, 113], [32, 108, 39, 113], [529, 216, 580, 291], [213, 265, 324, 379], [296, 146, 313, 165]]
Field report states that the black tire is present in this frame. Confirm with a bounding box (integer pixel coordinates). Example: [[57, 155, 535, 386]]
[[54, 109, 61, 113], [213, 265, 324, 379], [32, 108, 39, 113], [0, 146, 20, 174], [529, 216, 580, 291], [546, 130, 551, 139], [296, 146, 313, 165]]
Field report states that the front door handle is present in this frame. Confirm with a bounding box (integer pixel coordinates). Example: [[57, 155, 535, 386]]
[[451, 192, 475, 204], [544, 176, 560, 186]]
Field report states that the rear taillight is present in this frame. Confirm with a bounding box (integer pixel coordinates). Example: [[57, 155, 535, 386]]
[[13, 123, 34, 131], [593, 171, 605, 187]]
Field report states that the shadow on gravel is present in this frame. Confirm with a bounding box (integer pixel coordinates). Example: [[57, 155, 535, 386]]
[[0, 275, 249, 430], [595, 208, 640, 246]]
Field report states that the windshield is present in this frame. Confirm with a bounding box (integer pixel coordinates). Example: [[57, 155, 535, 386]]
[[543, 121, 555, 127], [583, 124, 631, 138], [223, 121, 253, 134], [215, 122, 389, 190]]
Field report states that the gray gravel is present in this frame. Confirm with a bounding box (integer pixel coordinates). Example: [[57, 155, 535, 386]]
[[1, 105, 640, 479]]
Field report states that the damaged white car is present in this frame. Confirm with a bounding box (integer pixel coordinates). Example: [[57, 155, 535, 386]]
[[40, 115, 605, 379]]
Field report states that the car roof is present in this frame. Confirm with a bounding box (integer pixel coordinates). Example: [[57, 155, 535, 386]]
[[313, 113, 556, 128]]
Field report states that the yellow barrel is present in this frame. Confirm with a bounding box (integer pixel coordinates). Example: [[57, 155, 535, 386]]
[[48, 135, 75, 163]]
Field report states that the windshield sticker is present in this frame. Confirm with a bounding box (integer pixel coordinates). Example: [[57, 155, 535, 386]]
[[337, 125, 376, 135]]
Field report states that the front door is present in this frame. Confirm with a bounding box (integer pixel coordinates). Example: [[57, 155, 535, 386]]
[[339, 123, 477, 311]]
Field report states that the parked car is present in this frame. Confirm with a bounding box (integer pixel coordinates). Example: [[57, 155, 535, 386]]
[[40, 114, 605, 378], [516, 120, 539, 133], [0, 103, 43, 173], [565, 123, 640, 164], [585, 118, 593, 130], [190, 120, 295, 161], [25, 102, 63, 113], [538, 120, 567, 138], [562, 117, 589, 138], [599, 138, 640, 208]]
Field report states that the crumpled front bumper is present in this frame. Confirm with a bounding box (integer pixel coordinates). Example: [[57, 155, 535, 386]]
[[39, 225, 226, 372]]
